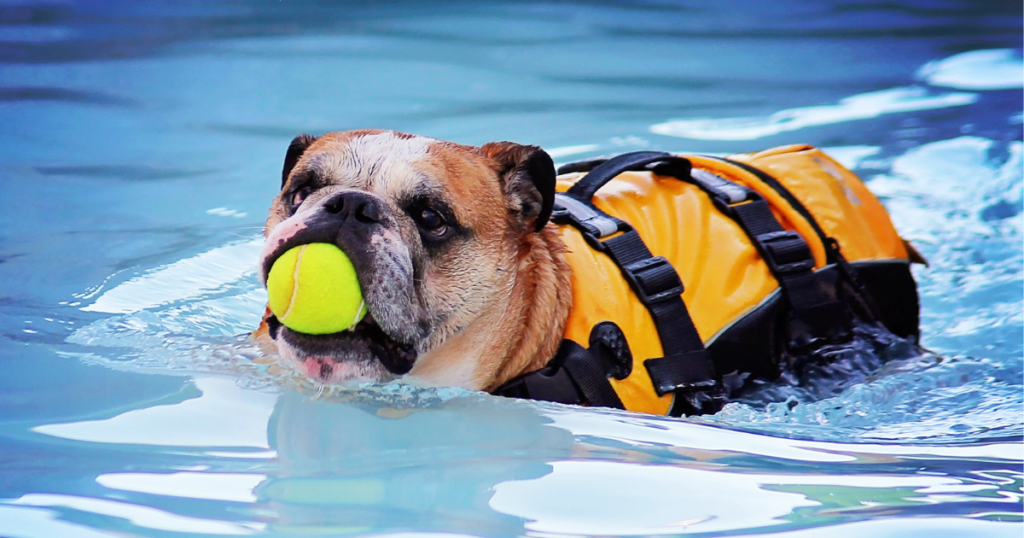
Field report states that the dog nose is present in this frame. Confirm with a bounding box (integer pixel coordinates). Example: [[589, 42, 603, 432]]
[[322, 191, 383, 225], [355, 199, 381, 223]]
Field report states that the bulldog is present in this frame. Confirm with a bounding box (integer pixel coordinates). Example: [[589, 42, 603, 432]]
[[254, 129, 921, 413], [255, 130, 571, 392]]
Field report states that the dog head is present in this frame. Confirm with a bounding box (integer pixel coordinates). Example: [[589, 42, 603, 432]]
[[259, 130, 562, 389]]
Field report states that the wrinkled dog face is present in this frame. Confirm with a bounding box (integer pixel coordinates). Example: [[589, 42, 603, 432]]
[[260, 130, 554, 386]]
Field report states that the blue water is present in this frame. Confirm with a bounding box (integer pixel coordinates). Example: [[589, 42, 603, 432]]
[[0, 1, 1021, 536]]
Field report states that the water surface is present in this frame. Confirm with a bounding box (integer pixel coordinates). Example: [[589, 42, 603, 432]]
[[0, 1, 1021, 537]]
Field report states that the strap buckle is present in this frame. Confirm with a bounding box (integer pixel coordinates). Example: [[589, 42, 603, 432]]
[[690, 168, 753, 204], [552, 193, 620, 238], [622, 256, 684, 305], [495, 362, 582, 405], [755, 231, 814, 276], [493, 339, 625, 409]]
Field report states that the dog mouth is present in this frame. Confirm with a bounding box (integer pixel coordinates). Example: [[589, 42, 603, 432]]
[[267, 309, 418, 383], [261, 208, 422, 384]]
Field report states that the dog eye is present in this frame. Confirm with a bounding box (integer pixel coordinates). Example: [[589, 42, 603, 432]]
[[290, 187, 311, 210], [415, 207, 446, 232]]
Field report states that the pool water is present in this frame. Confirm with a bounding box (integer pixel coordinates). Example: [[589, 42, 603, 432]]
[[0, 1, 1021, 536]]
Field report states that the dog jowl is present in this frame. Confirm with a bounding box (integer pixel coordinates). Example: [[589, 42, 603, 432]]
[[256, 130, 571, 391]]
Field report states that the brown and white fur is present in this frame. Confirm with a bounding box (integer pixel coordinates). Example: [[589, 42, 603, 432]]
[[255, 130, 572, 391]]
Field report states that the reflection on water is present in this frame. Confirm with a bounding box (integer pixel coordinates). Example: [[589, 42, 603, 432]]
[[264, 392, 566, 535], [21, 379, 1022, 536], [0, 0, 1021, 537]]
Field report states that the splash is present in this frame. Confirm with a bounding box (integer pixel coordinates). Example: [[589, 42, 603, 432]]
[[705, 136, 1023, 443]]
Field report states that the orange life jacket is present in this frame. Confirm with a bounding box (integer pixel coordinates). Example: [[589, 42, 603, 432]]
[[494, 145, 921, 416]]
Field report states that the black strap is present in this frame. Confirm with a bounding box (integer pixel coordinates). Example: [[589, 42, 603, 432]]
[[566, 151, 687, 202], [710, 156, 882, 321], [574, 153, 838, 326], [602, 233, 699, 351], [728, 200, 824, 308], [563, 152, 849, 351], [714, 157, 836, 263], [685, 166, 852, 345], [492, 354, 581, 406], [644, 350, 716, 396], [560, 340, 625, 409], [492, 340, 624, 409], [555, 154, 720, 412]]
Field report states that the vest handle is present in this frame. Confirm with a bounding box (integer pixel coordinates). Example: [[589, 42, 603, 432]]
[[563, 151, 691, 202]]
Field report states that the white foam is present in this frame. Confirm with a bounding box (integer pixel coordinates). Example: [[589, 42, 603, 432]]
[[650, 86, 977, 141], [868, 136, 1023, 242], [918, 49, 1023, 90], [82, 238, 264, 314]]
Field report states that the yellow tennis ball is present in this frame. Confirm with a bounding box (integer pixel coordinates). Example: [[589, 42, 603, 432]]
[[266, 243, 367, 335]]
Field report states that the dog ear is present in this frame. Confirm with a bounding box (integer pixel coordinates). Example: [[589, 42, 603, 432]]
[[281, 134, 318, 188], [480, 142, 556, 233]]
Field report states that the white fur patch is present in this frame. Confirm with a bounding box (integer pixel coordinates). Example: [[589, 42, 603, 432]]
[[311, 132, 433, 192]]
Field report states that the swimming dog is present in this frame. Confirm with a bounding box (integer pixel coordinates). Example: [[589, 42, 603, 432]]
[[254, 130, 920, 415]]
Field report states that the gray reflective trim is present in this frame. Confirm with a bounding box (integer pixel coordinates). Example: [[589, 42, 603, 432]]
[[703, 287, 782, 348], [691, 168, 749, 204], [554, 193, 619, 238], [702, 259, 910, 347]]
